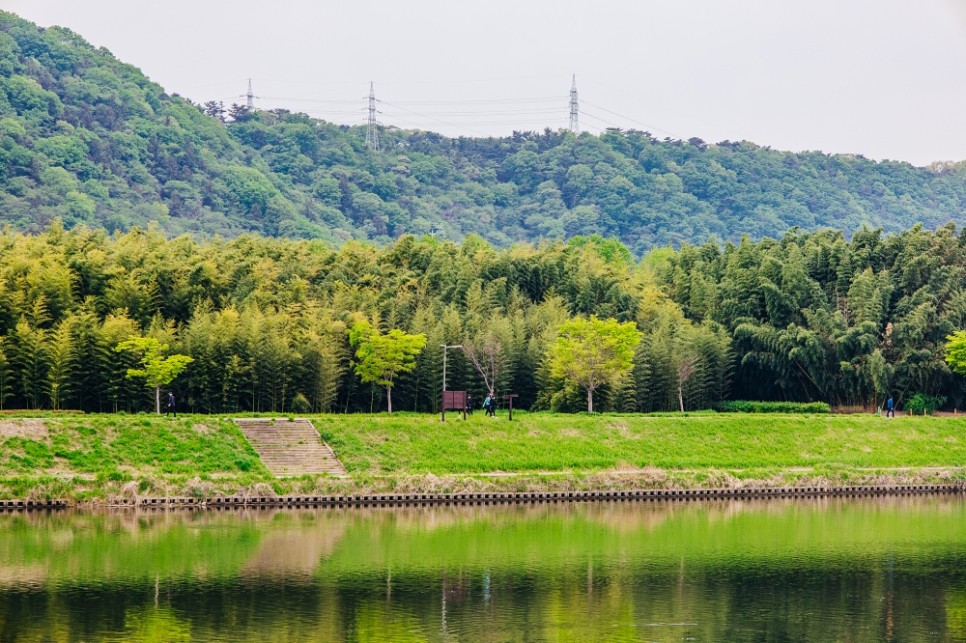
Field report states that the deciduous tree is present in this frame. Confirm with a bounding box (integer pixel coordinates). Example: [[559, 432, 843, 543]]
[[115, 337, 194, 414], [549, 316, 641, 413], [348, 320, 426, 413]]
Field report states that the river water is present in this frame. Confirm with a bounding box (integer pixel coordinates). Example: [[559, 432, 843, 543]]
[[0, 495, 964, 641]]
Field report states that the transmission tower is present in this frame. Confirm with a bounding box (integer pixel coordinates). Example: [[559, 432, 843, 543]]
[[246, 78, 255, 110], [365, 81, 380, 151], [569, 74, 579, 134]]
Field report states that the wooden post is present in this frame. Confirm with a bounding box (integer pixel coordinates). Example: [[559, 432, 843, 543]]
[[502, 394, 519, 421]]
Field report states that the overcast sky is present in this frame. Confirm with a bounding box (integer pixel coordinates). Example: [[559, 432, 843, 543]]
[[4, 0, 966, 166]]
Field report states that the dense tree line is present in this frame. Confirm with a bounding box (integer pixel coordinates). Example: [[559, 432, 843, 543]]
[[0, 224, 962, 414], [2, 11, 966, 253]]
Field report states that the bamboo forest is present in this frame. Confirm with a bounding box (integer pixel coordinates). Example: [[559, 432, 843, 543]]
[[0, 222, 962, 414]]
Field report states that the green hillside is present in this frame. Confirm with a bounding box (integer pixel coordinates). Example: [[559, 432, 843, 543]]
[[2, 11, 966, 252], [0, 12, 331, 239]]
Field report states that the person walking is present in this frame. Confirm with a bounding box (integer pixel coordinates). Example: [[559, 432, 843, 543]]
[[165, 391, 177, 418], [885, 395, 895, 418], [483, 393, 493, 417]]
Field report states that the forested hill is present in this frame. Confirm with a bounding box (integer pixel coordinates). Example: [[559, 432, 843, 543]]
[[2, 12, 966, 253]]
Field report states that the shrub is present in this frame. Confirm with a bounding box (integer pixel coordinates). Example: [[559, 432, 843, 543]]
[[715, 400, 830, 414], [905, 393, 946, 416], [291, 393, 311, 414]]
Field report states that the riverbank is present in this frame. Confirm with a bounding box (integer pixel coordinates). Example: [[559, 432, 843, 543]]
[[1, 412, 964, 504]]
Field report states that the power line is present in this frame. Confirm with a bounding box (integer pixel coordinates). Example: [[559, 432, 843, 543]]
[[379, 99, 490, 137], [579, 109, 625, 130], [581, 99, 680, 138], [389, 96, 564, 106], [205, 77, 681, 141], [379, 107, 561, 117], [258, 96, 361, 104]]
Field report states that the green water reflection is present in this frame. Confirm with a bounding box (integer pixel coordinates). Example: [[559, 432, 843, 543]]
[[0, 496, 964, 641]]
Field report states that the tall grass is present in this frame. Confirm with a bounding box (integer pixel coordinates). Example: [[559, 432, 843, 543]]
[[317, 411, 966, 474]]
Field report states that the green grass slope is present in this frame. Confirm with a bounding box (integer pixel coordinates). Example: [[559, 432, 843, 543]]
[[0, 412, 964, 502], [0, 415, 271, 501], [319, 412, 966, 479]]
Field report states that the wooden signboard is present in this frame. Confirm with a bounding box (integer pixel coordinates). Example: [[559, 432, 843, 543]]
[[442, 390, 468, 421]]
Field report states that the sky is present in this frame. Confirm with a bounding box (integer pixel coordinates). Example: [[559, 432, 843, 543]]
[[3, 0, 966, 166]]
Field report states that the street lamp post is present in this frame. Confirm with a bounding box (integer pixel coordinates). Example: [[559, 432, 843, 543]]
[[440, 344, 462, 421]]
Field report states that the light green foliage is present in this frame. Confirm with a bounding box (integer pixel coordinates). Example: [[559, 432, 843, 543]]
[[0, 222, 960, 413], [46, 320, 73, 410], [348, 320, 427, 413], [945, 330, 966, 375], [632, 285, 732, 413], [549, 316, 642, 412], [115, 336, 193, 414], [11, 316, 48, 410]]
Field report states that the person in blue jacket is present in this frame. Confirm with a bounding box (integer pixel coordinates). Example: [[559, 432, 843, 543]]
[[483, 393, 494, 417]]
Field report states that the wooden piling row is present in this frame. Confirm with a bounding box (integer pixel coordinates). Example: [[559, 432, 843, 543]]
[[3, 483, 964, 511], [122, 483, 966, 509], [0, 499, 68, 510]]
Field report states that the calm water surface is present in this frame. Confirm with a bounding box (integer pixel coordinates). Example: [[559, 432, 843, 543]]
[[0, 495, 964, 641]]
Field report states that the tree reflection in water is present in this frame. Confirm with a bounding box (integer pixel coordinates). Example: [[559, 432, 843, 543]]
[[0, 496, 963, 641]]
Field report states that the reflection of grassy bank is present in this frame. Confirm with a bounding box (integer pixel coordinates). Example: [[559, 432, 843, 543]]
[[0, 412, 965, 502], [0, 498, 964, 641], [315, 495, 966, 577], [1, 496, 964, 583], [0, 510, 266, 583]]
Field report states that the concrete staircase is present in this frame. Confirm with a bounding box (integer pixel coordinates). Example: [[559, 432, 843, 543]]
[[234, 418, 346, 477]]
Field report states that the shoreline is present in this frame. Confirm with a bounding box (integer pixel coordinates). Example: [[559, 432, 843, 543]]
[[5, 475, 965, 510]]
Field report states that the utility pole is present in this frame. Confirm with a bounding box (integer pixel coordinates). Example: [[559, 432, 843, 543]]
[[246, 78, 255, 110], [366, 81, 380, 151], [569, 74, 579, 134]]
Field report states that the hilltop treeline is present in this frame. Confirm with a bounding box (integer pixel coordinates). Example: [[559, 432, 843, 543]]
[[0, 224, 963, 414], [3, 11, 966, 252]]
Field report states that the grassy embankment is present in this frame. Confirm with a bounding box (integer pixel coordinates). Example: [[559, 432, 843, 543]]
[[0, 412, 964, 502]]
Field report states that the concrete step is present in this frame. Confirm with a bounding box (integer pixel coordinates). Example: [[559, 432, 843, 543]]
[[234, 418, 347, 478]]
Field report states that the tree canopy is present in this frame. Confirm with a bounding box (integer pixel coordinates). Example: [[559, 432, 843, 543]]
[[348, 319, 427, 413], [549, 316, 642, 413], [0, 225, 956, 413], [1, 11, 965, 252], [115, 336, 193, 414]]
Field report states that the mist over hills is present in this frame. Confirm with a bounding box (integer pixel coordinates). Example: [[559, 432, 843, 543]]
[[1, 11, 965, 254]]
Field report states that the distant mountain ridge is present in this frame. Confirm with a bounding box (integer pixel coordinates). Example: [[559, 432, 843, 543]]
[[1, 11, 965, 253]]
